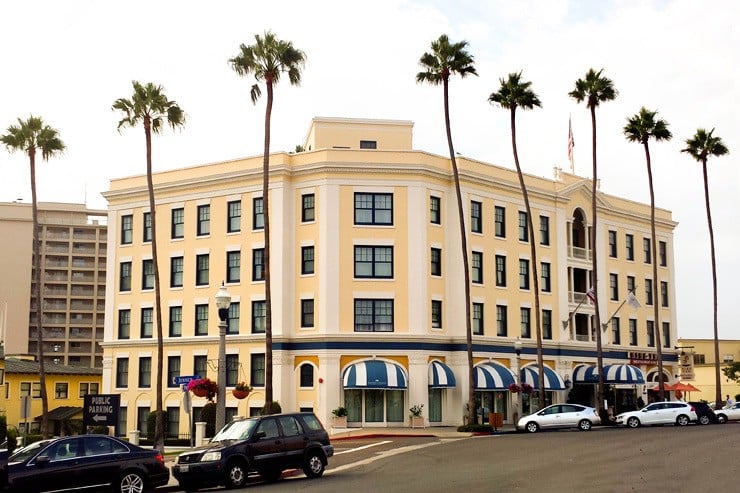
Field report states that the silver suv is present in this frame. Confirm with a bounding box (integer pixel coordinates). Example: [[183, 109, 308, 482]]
[[615, 401, 697, 428]]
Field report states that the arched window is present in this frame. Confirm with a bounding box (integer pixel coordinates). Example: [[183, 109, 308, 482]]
[[299, 363, 314, 388]]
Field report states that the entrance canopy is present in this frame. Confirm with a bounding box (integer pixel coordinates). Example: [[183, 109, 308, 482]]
[[474, 362, 515, 390], [573, 364, 645, 384], [520, 364, 566, 390], [342, 360, 407, 389], [428, 360, 456, 388]]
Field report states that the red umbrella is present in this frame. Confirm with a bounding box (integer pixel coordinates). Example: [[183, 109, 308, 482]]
[[672, 382, 700, 392]]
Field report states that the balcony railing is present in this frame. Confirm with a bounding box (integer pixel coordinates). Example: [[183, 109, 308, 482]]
[[568, 245, 592, 261]]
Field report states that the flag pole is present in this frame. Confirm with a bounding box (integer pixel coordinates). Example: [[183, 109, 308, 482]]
[[568, 115, 575, 173], [601, 288, 639, 332]]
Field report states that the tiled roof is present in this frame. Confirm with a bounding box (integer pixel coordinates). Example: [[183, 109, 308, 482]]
[[36, 406, 83, 421], [5, 359, 102, 375]]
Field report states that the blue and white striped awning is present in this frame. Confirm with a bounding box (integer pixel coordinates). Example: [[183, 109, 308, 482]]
[[474, 362, 516, 390], [573, 364, 645, 384], [520, 364, 566, 390], [428, 360, 456, 388], [574, 364, 599, 383], [342, 360, 408, 389]]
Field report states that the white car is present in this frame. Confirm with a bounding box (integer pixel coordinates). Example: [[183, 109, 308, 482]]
[[517, 403, 600, 433], [616, 401, 697, 428], [715, 402, 740, 423]]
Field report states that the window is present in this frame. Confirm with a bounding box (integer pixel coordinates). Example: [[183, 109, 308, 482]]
[[354, 193, 392, 225], [661, 281, 669, 307], [519, 259, 530, 290], [171, 208, 184, 239], [693, 354, 706, 365], [302, 194, 315, 222], [78, 382, 99, 398], [196, 205, 210, 236], [139, 357, 151, 387], [431, 300, 442, 329], [473, 302, 484, 335], [137, 407, 150, 437], [121, 214, 133, 245], [226, 355, 239, 386], [472, 251, 483, 284], [611, 317, 621, 345], [226, 251, 241, 283], [169, 306, 182, 337], [645, 279, 653, 305], [251, 354, 266, 387], [494, 206, 506, 238], [643, 238, 651, 264], [119, 262, 132, 291], [142, 259, 154, 290], [170, 256, 183, 288], [196, 254, 209, 286], [116, 408, 127, 437], [195, 304, 208, 336], [143, 212, 152, 242], [301, 246, 314, 275], [542, 309, 552, 340], [360, 140, 377, 149], [518, 211, 528, 242], [496, 305, 507, 336], [520, 307, 531, 338], [194, 355, 208, 378], [647, 321, 655, 347], [166, 407, 180, 439], [430, 196, 441, 225], [252, 300, 266, 333], [626, 234, 634, 260], [430, 248, 441, 276], [495, 255, 506, 287], [301, 299, 314, 328], [116, 358, 129, 388], [609, 273, 619, 301], [471, 201, 482, 233], [659, 241, 667, 267], [608, 230, 617, 258], [662, 322, 671, 348], [252, 248, 264, 281], [54, 383, 68, 399], [227, 302, 240, 334], [539, 216, 550, 245], [118, 309, 130, 339], [541, 262, 551, 292], [627, 275, 636, 294], [227, 200, 241, 233], [354, 246, 393, 278], [299, 364, 314, 388], [167, 356, 180, 388], [629, 319, 637, 346], [253, 197, 264, 230], [354, 299, 394, 332], [141, 307, 153, 338]]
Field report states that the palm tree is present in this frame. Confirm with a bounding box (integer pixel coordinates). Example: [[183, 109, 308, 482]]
[[416, 34, 478, 423], [489, 72, 546, 409], [229, 32, 305, 415], [1, 116, 65, 438], [681, 128, 729, 410], [113, 81, 185, 452], [569, 68, 617, 416], [623, 107, 672, 401]]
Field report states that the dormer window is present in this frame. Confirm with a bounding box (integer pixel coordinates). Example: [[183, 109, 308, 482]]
[[360, 140, 377, 149]]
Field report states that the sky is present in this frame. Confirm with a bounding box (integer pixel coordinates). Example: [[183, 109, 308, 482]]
[[1, 0, 737, 340]]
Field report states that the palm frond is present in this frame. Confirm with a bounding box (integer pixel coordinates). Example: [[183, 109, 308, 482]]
[[417, 34, 477, 86], [1, 116, 65, 160], [623, 107, 672, 144], [113, 80, 185, 134]]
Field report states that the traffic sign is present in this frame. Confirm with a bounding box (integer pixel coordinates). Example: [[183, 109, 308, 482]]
[[83, 394, 120, 428], [174, 374, 201, 386]]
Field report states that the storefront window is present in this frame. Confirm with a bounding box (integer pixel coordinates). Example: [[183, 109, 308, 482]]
[[386, 390, 404, 422], [429, 389, 442, 422]]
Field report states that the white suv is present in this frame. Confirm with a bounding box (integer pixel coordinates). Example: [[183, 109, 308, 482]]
[[616, 401, 697, 428]]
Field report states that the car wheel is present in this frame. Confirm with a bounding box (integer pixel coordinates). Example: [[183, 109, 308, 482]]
[[302, 451, 325, 478], [225, 459, 248, 489], [698, 415, 710, 425], [118, 471, 145, 493], [717, 414, 727, 424], [578, 419, 592, 431], [260, 468, 282, 483], [627, 417, 640, 428], [676, 415, 690, 426], [525, 421, 539, 433]]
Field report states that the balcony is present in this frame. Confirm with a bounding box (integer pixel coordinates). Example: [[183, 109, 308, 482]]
[[567, 245, 592, 261], [71, 271, 95, 283], [72, 242, 96, 255], [70, 327, 93, 339], [73, 228, 97, 241]]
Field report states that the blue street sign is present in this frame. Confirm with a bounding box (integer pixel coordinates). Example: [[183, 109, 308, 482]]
[[174, 374, 201, 385]]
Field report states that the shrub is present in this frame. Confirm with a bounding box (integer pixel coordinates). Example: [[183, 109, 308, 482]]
[[146, 410, 169, 440], [331, 406, 348, 417], [261, 401, 282, 415], [457, 424, 493, 433], [200, 402, 217, 437]]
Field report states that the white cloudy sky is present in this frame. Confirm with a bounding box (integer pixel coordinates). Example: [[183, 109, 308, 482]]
[[1, 0, 737, 340]]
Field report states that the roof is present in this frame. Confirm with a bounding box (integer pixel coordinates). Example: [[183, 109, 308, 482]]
[[35, 406, 83, 421], [5, 359, 102, 376]]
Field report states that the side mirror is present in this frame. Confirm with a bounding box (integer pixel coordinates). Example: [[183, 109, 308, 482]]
[[35, 455, 51, 466], [253, 431, 266, 440], [537, 411, 546, 416]]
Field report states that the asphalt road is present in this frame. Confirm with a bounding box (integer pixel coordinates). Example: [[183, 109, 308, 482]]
[[164, 424, 739, 492]]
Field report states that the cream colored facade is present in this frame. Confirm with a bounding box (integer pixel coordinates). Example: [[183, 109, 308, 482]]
[[0, 202, 107, 368], [102, 117, 679, 436], [676, 338, 740, 402]]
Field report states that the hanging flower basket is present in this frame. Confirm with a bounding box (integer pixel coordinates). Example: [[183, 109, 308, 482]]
[[186, 378, 218, 402], [521, 383, 534, 394], [508, 383, 522, 393], [192, 387, 208, 398], [232, 382, 252, 399]]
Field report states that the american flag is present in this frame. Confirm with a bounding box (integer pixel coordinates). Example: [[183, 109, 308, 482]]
[[567, 116, 575, 171], [586, 287, 595, 303]]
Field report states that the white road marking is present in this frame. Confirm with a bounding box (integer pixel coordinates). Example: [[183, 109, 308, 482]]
[[326, 442, 440, 475], [334, 440, 393, 455]]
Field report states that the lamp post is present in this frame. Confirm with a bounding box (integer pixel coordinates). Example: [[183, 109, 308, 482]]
[[514, 337, 522, 421], [215, 282, 231, 433]]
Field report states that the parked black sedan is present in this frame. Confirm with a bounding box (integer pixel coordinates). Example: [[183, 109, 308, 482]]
[[7, 435, 169, 493], [688, 401, 719, 425]]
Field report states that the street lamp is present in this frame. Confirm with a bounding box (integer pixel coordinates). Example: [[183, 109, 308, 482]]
[[214, 282, 231, 432], [514, 338, 522, 420]]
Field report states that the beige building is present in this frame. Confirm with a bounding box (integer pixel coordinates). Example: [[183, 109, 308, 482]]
[[0, 202, 107, 368], [675, 338, 740, 403], [101, 117, 680, 436]]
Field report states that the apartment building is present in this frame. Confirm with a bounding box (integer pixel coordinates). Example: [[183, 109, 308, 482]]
[[101, 117, 679, 435]]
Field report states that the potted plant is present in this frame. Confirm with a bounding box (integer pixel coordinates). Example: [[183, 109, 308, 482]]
[[187, 377, 218, 401], [331, 406, 348, 428], [521, 383, 534, 394], [508, 383, 522, 393], [409, 404, 425, 428], [232, 382, 252, 399]]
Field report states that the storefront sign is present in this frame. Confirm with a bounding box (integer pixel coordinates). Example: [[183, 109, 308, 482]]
[[679, 352, 695, 380], [628, 351, 658, 365]]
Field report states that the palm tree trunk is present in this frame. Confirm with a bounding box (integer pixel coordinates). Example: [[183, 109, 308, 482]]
[[509, 108, 546, 409], [30, 147, 50, 438], [263, 79, 274, 413], [590, 105, 605, 414], [644, 142, 665, 401], [701, 159, 722, 408], [145, 117, 166, 453], [442, 76, 475, 424]]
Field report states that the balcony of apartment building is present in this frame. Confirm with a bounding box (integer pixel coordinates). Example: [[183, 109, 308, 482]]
[[71, 257, 96, 269], [44, 284, 69, 297], [70, 327, 94, 340], [566, 208, 592, 262], [69, 313, 93, 325], [70, 285, 94, 297], [29, 326, 67, 341], [44, 227, 70, 240], [43, 268, 68, 282], [70, 299, 95, 311], [71, 241, 96, 255], [70, 270, 96, 283], [72, 227, 97, 241], [45, 241, 69, 254]]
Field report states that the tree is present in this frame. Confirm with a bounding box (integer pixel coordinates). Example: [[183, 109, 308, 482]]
[[416, 34, 478, 423], [623, 107, 672, 401], [1, 116, 65, 438], [113, 81, 185, 453], [489, 72, 546, 409], [681, 128, 729, 410], [229, 31, 306, 414], [722, 362, 740, 384], [569, 68, 617, 415]]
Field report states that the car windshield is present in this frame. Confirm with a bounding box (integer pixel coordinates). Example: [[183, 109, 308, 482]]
[[8, 440, 52, 463], [211, 418, 257, 442]]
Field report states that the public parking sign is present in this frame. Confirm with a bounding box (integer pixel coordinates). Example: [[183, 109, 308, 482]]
[[83, 394, 120, 428]]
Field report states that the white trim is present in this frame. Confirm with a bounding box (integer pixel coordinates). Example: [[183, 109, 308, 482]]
[[195, 198, 210, 206], [140, 301, 154, 309], [195, 248, 210, 255], [353, 238, 395, 246], [138, 351, 152, 357], [226, 244, 241, 252], [353, 291, 395, 298], [193, 297, 209, 305], [168, 299, 182, 307], [117, 303, 131, 310]]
